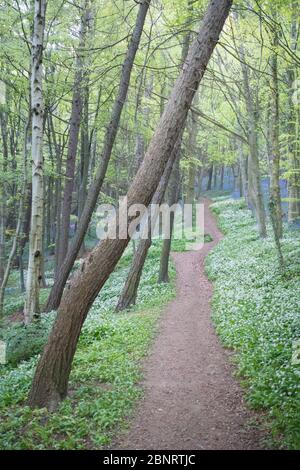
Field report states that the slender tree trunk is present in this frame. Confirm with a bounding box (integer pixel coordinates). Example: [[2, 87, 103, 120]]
[[213, 165, 218, 190], [48, 117, 65, 278], [232, 165, 239, 193], [268, 24, 283, 238], [78, 88, 90, 257], [28, 0, 233, 410], [24, 0, 46, 324], [287, 1, 300, 222], [56, 2, 91, 270], [186, 92, 199, 203], [238, 142, 249, 205], [219, 164, 224, 190], [0, 195, 24, 316], [158, 156, 181, 283], [45, 0, 152, 312], [0, 194, 5, 290], [196, 165, 203, 199], [240, 46, 267, 237], [206, 165, 213, 191], [0, 102, 9, 288], [269, 197, 285, 272], [116, 139, 181, 311], [19, 118, 32, 293]]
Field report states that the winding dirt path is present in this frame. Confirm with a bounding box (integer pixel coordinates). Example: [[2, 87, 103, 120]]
[[115, 199, 264, 450]]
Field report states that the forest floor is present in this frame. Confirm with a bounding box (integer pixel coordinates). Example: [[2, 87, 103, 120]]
[[115, 199, 266, 450]]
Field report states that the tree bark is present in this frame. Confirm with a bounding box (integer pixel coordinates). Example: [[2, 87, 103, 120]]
[[240, 45, 267, 238], [28, 0, 233, 410], [0, 193, 24, 316], [24, 0, 46, 323], [269, 25, 283, 238], [78, 87, 90, 257], [56, 1, 91, 270], [116, 139, 181, 311], [45, 0, 152, 312], [232, 165, 239, 194], [186, 93, 199, 203], [219, 164, 224, 190], [287, 1, 300, 222], [206, 165, 213, 191], [158, 155, 181, 283], [238, 141, 249, 206]]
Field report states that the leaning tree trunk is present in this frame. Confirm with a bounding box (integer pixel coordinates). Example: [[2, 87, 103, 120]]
[[45, 0, 152, 313], [0, 192, 24, 316], [24, 0, 46, 324], [28, 0, 232, 410], [116, 139, 182, 311]]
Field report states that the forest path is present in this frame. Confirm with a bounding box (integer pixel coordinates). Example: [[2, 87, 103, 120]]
[[115, 198, 264, 450]]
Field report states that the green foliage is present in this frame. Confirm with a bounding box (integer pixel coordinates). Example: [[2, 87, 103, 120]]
[[0, 238, 177, 449], [206, 199, 300, 449], [2, 288, 50, 318], [0, 313, 55, 366]]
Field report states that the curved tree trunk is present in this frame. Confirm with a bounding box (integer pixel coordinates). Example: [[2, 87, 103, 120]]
[[28, 0, 233, 410]]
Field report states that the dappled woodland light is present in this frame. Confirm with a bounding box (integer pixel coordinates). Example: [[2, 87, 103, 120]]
[[0, 0, 299, 452]]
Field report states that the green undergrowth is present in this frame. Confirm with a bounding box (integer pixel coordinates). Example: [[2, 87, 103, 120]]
[[206, 198, 300, 449], [0, 238, 177, 449]]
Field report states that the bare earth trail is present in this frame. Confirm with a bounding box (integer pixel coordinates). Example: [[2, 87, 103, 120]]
[[115, 198, 264, 450]]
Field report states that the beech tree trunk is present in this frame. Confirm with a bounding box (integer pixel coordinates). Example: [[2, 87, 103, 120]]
[[28, 0, 232, 410], [196, 166, 203, 199], [45, 0, 152, 312], [78, 88, 90, 257], [219, 165, 224, 190], [240, 46, 267, 238], [24, 0, 46, 324], [186, 93, 199, 204], [18, 124, 32, 293], [287, 1, 300, 222], [269, 26, 283, 238], [232, 165, 239, 194], [56, 1, 91, 270], [206, 165, 213, 191], [0, 108, 8, 289], [238, 141, 249, 206]]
